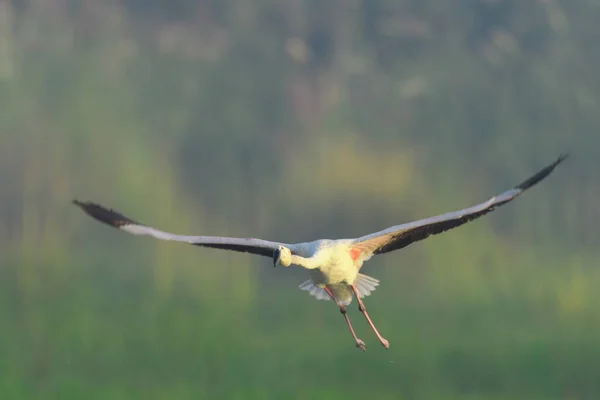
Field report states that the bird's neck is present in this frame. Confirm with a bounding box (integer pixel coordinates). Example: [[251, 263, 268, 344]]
[[291, 254, 320, 270]]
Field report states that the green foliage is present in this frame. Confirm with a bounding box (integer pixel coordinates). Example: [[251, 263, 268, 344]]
[[1, 1, 598, 399]]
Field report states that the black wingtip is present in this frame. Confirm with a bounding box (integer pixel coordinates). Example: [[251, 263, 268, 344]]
[[516, 153, 568, 191], [73, 199, 138, 228]]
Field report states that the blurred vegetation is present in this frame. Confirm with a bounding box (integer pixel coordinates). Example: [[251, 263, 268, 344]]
[[0, 0, 599, 399]]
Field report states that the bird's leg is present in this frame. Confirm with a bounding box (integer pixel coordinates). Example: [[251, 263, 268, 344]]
[[350, 285, 390, 349], [323, 286, 366, 351]]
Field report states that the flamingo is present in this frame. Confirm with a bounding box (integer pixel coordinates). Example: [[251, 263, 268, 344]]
[[74, 154, 567, 350]]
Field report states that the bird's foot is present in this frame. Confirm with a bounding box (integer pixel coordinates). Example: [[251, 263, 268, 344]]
[[379, 338, 390, 349], [355, 339, 366, 351]]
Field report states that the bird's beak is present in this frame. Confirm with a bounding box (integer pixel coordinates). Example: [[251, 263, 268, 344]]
[[272, 249, 280, 268]]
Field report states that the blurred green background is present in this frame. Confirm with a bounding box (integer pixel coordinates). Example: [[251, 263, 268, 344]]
[[0, 1, 598, 399]]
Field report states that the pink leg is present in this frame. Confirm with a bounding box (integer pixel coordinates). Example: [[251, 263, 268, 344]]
[[323, 286, 366, 351], [350, 285, 390, 349]]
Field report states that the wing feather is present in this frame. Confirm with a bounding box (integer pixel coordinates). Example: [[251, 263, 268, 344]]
[[73, 200, 290, 258], [351, 154, 568, 256]]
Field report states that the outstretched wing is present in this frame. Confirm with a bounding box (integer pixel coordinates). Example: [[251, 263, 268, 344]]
[[73, 200, 290, 258], [350, 154, 567, 257]]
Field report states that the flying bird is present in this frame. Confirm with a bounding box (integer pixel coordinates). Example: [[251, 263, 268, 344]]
[[73, 154, 567, 351]]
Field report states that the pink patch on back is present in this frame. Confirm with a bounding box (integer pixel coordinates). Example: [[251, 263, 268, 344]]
[[349, 248, 361, 261]]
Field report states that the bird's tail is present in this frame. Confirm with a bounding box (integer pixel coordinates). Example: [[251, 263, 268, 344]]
[[355, 273, 380, 298], [298, 273, 380, 305], [298, 280, 331, 301]]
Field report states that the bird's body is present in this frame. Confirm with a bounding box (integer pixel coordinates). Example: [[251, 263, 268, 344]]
[[292, 239, 367, 305], [73, 154, 568, 351], [298, 241, 356, 284]]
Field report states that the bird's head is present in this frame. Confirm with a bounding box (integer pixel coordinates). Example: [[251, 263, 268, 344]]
[[273, 245, 292, 268]]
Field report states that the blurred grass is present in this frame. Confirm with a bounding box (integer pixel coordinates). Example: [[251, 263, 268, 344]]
[[0, 1, 599, 399]]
